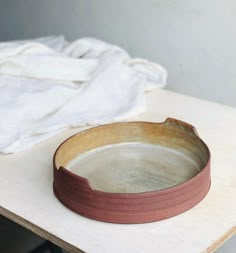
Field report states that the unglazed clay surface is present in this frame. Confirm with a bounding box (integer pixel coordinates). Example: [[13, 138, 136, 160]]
[[67, 142, 200, 193]]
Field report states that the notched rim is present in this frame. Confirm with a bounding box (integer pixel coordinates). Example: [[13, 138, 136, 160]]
[[53, 118, 211, 196]]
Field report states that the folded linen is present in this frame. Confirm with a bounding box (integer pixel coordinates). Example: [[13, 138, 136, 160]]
[[0, 36, 167, 154]]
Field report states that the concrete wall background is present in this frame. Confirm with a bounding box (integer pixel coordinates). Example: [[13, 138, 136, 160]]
[[0, 0, 235, 106]]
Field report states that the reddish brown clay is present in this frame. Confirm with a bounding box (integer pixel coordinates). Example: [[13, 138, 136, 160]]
[[53, 118, 211, 224]]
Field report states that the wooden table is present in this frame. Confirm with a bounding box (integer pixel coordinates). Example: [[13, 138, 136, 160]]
[[0, 90, 235, 253]]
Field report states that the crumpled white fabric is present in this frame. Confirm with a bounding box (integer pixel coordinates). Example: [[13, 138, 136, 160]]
[[0, 36, 167, 154]]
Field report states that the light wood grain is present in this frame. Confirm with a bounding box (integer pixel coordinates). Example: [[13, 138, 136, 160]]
[[0, 89, 235, 253], [205, 226, 236, 253]]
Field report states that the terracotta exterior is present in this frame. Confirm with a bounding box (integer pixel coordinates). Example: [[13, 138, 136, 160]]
[[53, 119, 211, 224]]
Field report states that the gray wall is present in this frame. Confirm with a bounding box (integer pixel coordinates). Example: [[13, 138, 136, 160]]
[[0, 0, 236, 106]]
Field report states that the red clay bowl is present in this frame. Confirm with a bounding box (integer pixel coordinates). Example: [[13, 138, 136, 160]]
[[53, 118, 211, 224]]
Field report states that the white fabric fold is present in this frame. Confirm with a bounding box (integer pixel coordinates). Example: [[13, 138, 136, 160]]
[[0, 42, 97, 82], [0, 36, 167, 154]]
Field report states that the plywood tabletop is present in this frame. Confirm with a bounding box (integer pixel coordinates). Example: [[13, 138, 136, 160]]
[[0, 90, 235, 253]]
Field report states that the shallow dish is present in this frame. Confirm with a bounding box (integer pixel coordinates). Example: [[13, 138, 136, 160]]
[[53, 118, 211, 223]]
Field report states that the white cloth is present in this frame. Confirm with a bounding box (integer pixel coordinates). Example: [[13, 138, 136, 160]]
[[0, 36, 167, 154]]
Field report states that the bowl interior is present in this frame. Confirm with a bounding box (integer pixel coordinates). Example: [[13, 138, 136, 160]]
[[67, 142, 202, 193], [55, 121, 209, 193]]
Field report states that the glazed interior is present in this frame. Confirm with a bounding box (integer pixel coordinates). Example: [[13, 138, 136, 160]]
[[54, 119, 210, 193]]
